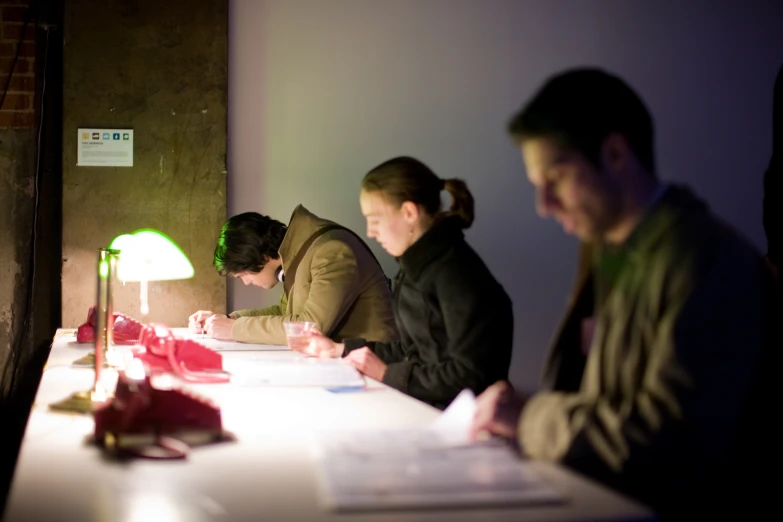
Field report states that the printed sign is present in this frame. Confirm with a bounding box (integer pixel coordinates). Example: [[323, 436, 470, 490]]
[[77, 128, 134, 167]]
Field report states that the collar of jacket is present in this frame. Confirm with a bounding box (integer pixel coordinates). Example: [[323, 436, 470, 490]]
[[398, 215, 465, 280], [278, 204, 335, 273], [603, 183, 710, 260]]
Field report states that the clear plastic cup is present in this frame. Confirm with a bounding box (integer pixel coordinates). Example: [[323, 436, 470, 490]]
[[283, 321, 316, 351]]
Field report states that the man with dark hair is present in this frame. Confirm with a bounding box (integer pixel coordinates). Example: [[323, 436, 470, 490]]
[[189, 205, 398, 345], [472, 68, 776, 519]]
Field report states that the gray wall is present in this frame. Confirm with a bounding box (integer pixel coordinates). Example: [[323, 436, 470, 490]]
[[0, 130, 35, 398], [228, 0, 783, 393], [62, 0, 228, 329]]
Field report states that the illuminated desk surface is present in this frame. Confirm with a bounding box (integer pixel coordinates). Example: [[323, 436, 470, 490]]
[[3, 329, 655, 522]]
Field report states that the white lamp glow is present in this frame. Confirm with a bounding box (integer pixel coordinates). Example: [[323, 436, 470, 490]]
[[124, 357, 147, 381], [110, 229, 195, 316]]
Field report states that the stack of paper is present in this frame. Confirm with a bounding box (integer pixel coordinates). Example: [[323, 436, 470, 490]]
[[313, 390, 563, 511]]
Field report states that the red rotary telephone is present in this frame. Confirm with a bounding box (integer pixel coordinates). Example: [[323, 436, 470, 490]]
[[76, 306, 145, 344], [93, 365, 228, 459], [132, 324, 230, 384]]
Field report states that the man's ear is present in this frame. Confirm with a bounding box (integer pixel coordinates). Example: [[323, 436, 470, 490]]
[[400, 201, 420, 224], [600, 133, 633, 174], [257, 254, 272, 272]]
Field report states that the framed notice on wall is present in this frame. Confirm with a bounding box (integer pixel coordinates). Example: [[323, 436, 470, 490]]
[[77, 128, 134, 167]]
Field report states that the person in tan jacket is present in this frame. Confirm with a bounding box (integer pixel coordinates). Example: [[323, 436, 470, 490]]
[[189, 205, 398, 345]]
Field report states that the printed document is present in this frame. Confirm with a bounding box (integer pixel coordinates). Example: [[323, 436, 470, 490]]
[[314, 390, 563, 511]]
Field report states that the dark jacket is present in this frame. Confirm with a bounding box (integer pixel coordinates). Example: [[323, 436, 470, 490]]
[[346, 216, 514, 409], [540, 241, 594, 392], [521, 185, 779, 519]]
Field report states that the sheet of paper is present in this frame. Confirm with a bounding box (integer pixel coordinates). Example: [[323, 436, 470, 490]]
[[317, 442, 561, 511], [316, 389, 480, 456], [313, 389, 563, 511], [428, 388, 476, 445], [224, 358, 366, 387], [171, 328, 289, 352]]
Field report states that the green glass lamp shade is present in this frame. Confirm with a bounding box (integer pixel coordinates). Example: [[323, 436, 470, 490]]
[[109, 229, 194, 282]]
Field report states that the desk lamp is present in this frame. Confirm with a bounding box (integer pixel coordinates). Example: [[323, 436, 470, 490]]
[[50, 229, 194, 413], [109, 229, 195, 316]]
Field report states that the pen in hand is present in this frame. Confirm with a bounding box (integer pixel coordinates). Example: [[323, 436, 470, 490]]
[[188, 316, 207, 339]]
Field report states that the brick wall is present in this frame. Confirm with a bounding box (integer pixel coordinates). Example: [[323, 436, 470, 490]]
[[0, 0, 34, 128]]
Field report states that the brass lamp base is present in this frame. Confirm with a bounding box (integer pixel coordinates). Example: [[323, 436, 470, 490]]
[[48, 390, 103, 414], [72, 352, 109, 368]]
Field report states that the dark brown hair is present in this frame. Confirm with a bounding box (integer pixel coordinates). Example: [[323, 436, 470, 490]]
[[361, 156, 474, 228], [213, 213, 287, 276], [508, 67, 656, 174]]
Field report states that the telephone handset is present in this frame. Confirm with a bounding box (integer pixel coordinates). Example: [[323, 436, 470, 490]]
[[132, 324, 230, 384]]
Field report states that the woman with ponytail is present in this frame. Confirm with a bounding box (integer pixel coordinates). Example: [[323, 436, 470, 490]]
[[303, 156, 513, 409]]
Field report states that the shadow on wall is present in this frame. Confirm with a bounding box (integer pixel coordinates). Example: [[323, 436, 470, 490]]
[[763, 63, 782, 283]]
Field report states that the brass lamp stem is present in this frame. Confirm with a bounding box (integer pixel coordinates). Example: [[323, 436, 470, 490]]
[[92, 248, 120, 400], [50, 247, 120, 413]]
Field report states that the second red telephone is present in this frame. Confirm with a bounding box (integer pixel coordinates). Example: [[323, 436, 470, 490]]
[[132, 324, 230, 384]]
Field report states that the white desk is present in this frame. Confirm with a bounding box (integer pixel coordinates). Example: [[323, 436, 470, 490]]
[[3, 330, 656, 522]]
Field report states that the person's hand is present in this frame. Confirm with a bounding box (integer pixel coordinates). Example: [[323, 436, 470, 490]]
[[297, 328, 343, 358], [188, 310, 214, 333], [344, 347, 387, 381], [470, 381, 527, 441], [204, 314, 235, 340]]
